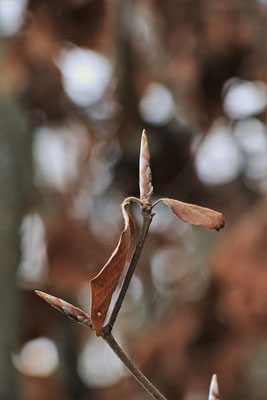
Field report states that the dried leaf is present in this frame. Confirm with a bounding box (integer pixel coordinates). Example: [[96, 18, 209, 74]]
[[90, 203, 135, 335], [209, 374, 219, 400], [35, 290, 93, 329], [139, 129, 153, 202], [163, 198, 225, 231]]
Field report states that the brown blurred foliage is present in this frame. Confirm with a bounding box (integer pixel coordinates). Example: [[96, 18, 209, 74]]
[[0, 0, 266, 399]]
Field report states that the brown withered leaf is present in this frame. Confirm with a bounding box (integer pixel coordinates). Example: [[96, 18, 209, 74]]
[[163, 198, 225, 231], [35, 290, 93, 329], [90, 203, 135, 335]]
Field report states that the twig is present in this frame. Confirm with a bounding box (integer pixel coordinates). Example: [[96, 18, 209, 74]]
[[102, 207, 153, 334], [35, 127, 225, 400], [100, 206, 168, 400], [34, 290, 166, 398], [103, 332, 167, 400]]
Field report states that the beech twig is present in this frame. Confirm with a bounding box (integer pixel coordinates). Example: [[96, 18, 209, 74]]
[[35, 129, 224, 400], [100, 204, 167, 400], [103, 207, 153, 334], [101, 130, 166, 400], [35, 289, 166, 399]]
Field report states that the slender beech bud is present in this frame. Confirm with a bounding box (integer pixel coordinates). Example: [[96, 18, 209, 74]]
[[209, 374, 219, 400], [139, 129, 153, 203], [35, 290, 93, 329]]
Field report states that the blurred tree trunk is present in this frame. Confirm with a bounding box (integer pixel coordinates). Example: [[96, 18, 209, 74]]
[[57, 319, 89, 400], [0, 96, 35, 399]]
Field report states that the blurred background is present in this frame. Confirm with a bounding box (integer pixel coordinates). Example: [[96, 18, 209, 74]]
[[0, 0, 266, 399]]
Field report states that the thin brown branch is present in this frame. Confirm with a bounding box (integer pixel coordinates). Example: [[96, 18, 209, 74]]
[[102, 207, 153, 334], [99, 205, 168, 400], [35, 290, 166, 399], [103, 332, 167, 400]]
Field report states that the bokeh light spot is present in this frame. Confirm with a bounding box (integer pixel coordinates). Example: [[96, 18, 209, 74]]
[[139, 82, 174, 125], [223, 78, 267, 119], [33, 123, 88, 190], [194, 120, 241, 185], [55, 46, 112, 107], [78, 334, 126, 388], [234, 118, 267, 181], [13, 337, 59, 377], [0, 0, 27, 37], [17, 212, 48, 287]]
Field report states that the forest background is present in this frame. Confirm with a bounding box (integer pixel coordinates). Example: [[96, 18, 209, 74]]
[[0, 1, 266, 399]]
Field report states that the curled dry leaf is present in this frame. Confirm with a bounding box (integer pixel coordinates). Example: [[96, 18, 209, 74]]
[[162, 198, 225, 231], [209, 374, 219, 400], [139, 129, 153, 202], [35, 290, 93, 329], [90, 202, 135, 335]]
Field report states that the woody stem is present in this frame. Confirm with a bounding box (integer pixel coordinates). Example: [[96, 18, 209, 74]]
[[103, 332, 167, 400], [102, 207, 153, 335], [100, 207, 167, 399]]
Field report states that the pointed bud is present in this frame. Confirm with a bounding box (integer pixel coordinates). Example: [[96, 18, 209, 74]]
[[209, 374, 219, 400], [35, 290, 93, 329], [139, 129, 153, 203]]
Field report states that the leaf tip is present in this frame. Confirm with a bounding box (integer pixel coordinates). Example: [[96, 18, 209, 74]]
[[216, 216, 225, 231], [35, 290, 51, 302], [35, 289, 63, 310]]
